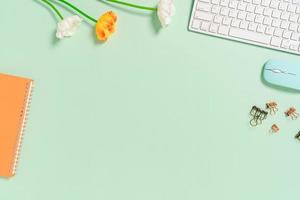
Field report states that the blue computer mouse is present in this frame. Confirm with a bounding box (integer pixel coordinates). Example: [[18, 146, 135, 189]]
[[263, 60, 300, 91]]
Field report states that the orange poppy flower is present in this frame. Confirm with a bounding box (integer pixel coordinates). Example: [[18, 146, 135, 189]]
[[95, 11, 117, 41]]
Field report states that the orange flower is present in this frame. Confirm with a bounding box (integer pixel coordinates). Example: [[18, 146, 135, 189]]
[[95, 11, 117, 41]]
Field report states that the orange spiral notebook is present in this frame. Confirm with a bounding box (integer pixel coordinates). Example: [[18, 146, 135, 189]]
[[0, 73, 33, 178]]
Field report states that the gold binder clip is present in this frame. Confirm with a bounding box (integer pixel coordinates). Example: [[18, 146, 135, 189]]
[[270, 124, 280, 133], [250, 106, 268, 126], [295, 131, 300, 140], [285, 107, 299, 120], [266, 101, 278, 115]]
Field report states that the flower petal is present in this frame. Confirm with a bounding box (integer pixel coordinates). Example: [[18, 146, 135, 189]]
[[157, 0, 175, 28], [95, 11, 117, 41], [56, 15, 82, 39]]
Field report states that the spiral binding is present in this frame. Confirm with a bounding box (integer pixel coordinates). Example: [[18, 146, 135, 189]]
[[12, 81, 34, 175]]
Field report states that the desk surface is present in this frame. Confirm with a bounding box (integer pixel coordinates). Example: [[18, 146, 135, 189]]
[[1, 1, 300, 199]]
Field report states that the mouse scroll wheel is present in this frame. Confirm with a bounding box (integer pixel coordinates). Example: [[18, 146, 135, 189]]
[[267, 68, 286, 73], [265, 68, 296, 76]]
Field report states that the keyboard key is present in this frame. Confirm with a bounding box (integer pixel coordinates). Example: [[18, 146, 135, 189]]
[[229, 28, 271, 44], [220, 7, 229, 15], [229, 0, 238, 8], [246, 4, 255, 12], [218, 25, 230, 34], [282, 30, 292, 38], [214, 15, 223, 23], [261, 0, 271, 7], [196, 1, 201, 9], [270, 37, 282, 46], [209, 23, 219, 32], [231, 19, 241, 27], [237, 11, 247, 19], [290, 13, 299, 22], [211, 5, 221, 13], [255, 15, 264, 23], [270, 0, 279, 9], [240, 21, 249, 29], [223, 17, 232, 25], [248, 22, 258, 31], [289, 23, 298, 31], [289, 41, 299, 50], [257, 24, 266, 32], [263, 8, 272, 16], [290, 45, 298, 51], [281, 39, 289, 48], [192, 19, 202, 29], [291, 32, 300, 40], [237, 2, 247, 10], [272, 19, 281, 27], [229, 10, 238, 17], [280, 12, 289, 20], [255, 6, 264, 14], [280, 21, 289, 29], [296, 6, 300, 14], [265, 26, 275, 34], [246, 13, 255, 21], [220, 0, 229, 6], [211, 0, 220, 4], [274, 28, 283, 36], [253, 0, 261, 5], [195, 11, 214, 21], [272, 10, 281, 18], [200, 21, 210, 30], [278, 2, 288, 10], [287, 4, 296, 12], [263, 17, 272, 25], [200, 0, 211, 2], [198, 3, 212, 11]]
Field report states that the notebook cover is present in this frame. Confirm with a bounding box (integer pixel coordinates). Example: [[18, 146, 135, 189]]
[[0, 73, 33, 178]]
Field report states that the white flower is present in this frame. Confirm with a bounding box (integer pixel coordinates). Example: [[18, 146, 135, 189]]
[[157, 0, 175, 28], [56, 15, 82, 39]]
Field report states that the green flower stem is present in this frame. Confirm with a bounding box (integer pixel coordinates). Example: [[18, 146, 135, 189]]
[[105, 0, 157, 11], [41, 0, 64, 20], [56, 0, 97, 23]]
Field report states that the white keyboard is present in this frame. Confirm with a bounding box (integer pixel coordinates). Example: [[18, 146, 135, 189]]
[[189, 0, 300, 54]]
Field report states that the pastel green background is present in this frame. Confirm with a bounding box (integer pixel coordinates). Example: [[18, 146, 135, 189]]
[[1, 0, 300, 199]]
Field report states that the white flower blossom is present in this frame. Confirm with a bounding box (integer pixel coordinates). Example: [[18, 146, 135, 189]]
[[157, 0, 175, 28], [56, 15, 82, 39]]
